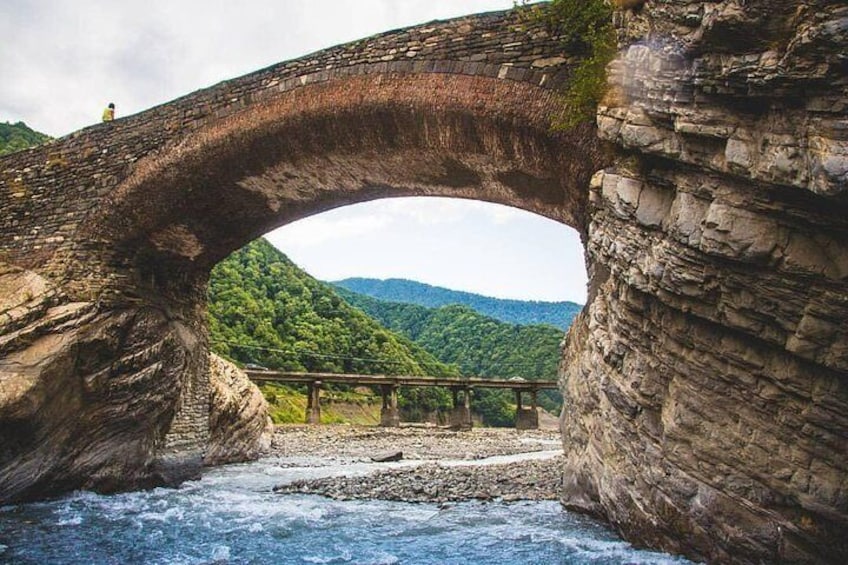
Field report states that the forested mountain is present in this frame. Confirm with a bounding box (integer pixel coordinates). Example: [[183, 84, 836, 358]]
[[208, 239, 456, 378], [333, 278, 582, 330], [336, 288, 563, 381], [208, 239, 460, 422], [336, 288, 564, 421], [0, 121, 51, 155], [207, 239, 562, 426]]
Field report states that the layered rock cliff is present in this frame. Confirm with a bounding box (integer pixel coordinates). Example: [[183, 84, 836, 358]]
[[0, 263, 206, 501], [0, 264, 272, 502], [559, 1, 847, 563]]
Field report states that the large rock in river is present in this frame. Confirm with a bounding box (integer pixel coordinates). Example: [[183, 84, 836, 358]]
[[0, 262, 203, 502], [205, 353, 274, 465], [0, 264, 272, 502]]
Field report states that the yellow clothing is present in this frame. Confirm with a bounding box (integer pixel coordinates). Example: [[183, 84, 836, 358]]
[[102, 107, 115, 122]]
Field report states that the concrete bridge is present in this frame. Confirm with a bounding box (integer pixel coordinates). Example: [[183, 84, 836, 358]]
[[2, 2, 847, 562], [246, 370, 559, 429]]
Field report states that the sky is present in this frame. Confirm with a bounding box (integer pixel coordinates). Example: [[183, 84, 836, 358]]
[[1, 0, 588, 303]]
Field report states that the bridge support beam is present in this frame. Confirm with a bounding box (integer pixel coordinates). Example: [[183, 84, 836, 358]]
[[380, 384, 400, 427], [514, 388, 539, 430], [306, 381, 322, 425], [450, 386, 473, 430]]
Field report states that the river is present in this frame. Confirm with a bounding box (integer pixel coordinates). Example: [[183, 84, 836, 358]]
[[0, 456, 695, 564]]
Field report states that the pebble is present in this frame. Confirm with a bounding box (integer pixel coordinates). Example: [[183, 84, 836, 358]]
[[270, 425, 564, 503]]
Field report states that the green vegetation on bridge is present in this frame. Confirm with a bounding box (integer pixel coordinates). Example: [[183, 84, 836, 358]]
[[521, 0, 618, 129]]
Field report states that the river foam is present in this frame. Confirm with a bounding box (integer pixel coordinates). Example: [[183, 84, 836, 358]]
[[0, 456, 696, 564]]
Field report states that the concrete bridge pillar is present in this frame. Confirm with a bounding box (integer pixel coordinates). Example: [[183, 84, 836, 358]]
[[380, 384, 400, 427], [515, 388, 539, 430], [306, 381, 322, 425], [450, 386, 473, 430]]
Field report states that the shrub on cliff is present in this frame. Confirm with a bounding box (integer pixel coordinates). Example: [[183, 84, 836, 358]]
[[518, 0, 617, 129]]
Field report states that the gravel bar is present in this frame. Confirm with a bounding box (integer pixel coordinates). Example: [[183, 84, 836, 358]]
[[270, 425, 564, 503]]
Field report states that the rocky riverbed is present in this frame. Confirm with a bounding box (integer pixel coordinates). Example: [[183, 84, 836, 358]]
[[269, 425, 564, 503]]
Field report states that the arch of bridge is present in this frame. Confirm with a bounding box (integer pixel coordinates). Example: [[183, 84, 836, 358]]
[[0, 9, 603, 503], [0, 9, 600, 300]]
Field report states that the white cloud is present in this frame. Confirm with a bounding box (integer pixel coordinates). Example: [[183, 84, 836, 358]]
[[349, 198, 526, 228], [0, 0, 515, 136], [267, 198, 588, 303], [267, 212, 393, 249]]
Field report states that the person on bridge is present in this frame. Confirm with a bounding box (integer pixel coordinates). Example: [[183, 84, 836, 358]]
[[102, 103, 115, 122]]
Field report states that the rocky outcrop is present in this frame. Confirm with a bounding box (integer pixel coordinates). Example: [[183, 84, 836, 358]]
[[206, 354, 273, 465], [560, 1, 847, 563], [0, 264, 272, 501], [0, 263, 207, 503]]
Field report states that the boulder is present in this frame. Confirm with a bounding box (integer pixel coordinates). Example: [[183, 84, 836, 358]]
[[205, 354, 274, 466]]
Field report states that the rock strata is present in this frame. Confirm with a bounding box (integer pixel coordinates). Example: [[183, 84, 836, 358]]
[[559, 1, 848, 563], [0, 266, 270, 501], [205, 354, 274, 466], [0, 263, 203, 503]]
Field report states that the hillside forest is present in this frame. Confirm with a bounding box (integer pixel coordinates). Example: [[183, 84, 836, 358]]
[[334, 277, 581, 330], [0, 121, 51, 156], [208, 239, 570, 426]]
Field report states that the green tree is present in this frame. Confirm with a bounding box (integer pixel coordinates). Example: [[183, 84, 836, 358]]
[[519, 0, 617, 129], [0, 122, 51, 155], [207, 239, 458, 418], [336, 288, 565, 424]]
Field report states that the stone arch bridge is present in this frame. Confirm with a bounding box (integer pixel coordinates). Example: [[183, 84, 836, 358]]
[[1, 3, 847, 563]]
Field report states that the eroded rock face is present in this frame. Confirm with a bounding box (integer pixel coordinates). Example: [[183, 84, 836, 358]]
[[0, 263, 207, 503], [206, 354, 273, 466], [560, 1, 848, 563], [0, 265, 275, 501]]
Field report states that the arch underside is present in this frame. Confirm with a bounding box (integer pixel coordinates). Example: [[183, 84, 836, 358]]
[[81, 73, 603, 285]]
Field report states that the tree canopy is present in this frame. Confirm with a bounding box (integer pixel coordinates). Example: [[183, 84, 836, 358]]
[[333, 277, 581, 330], [208, 238, 457, 378], [0, 121, 51, 156]]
